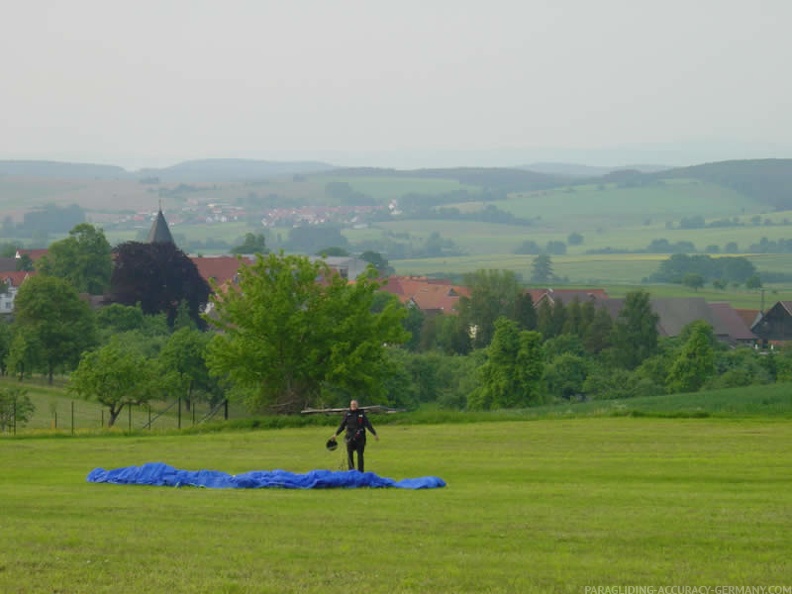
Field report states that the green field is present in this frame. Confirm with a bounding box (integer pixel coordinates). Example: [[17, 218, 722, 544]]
[[1, 411, 789, 593], [6, 169, 792, 296], [497, 180, 757, 228], [318, 175, 478, 201]]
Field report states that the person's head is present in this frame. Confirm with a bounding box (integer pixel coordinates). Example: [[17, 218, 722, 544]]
[[349, 400, 359, 410]]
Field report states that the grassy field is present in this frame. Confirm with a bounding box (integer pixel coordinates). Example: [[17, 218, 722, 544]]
[[1, 413, 789, 593], [497, 180, 757, 228], [2, 376, 253, 434], [317, 175, 478, 201]]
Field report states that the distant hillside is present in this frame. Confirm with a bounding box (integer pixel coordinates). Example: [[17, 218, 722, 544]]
[[521, 162, 672, 176], [331, 166, 569, 192], [140, 158, 337, 182], [0, 160, 129, 179], [651, 159, 792, 209], [0, 158, 338, 183], [324, 160, 792, 206], [2, 157, 789, 211]]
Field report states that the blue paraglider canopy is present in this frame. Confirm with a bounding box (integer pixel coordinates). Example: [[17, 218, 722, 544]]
[[87, 462, 446, 490]]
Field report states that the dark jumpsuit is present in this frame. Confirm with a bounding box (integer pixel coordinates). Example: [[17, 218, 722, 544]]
[[335, 409, 377, 472]]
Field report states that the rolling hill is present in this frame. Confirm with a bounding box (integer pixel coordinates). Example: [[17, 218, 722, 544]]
[[3, 157, 792, 289]]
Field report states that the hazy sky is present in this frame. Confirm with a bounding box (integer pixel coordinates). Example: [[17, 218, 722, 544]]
[[2, 0, 791, 169]]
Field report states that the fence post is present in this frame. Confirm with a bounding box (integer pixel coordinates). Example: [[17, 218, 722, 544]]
[[71, 401, 74, 435], [178, 398, 181, 430], [224, 399, 228, 420], [148, 405, 152, 430], [128, 405, 132, 432], [12, 397, 16, 436]]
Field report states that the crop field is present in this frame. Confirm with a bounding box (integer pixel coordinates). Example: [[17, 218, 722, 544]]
[[497, 180, 757, 229], [387, 242, 792, 292], [1, 412, 789, 593]]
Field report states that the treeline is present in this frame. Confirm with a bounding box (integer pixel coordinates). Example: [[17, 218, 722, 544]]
[[4, 223, 788, 426], [1, 204, 86, 240], [646, 254, 758, 285], [380, 270, 785, 411]]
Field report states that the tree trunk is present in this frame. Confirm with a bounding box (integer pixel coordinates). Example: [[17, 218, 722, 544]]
[[108, 404, 123, 427]]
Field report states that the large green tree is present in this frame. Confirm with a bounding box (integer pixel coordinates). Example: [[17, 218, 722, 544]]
[[37, 223, 112, 295], [468, 317, 544, 410], [530, 253, 553, 284], [231, 232, 268, 255], [11, 275, 97, 383], [458, 269, 528, 349], [205, 253, 408, 412], [69, 338, 156, 427], [544, 353, 589, 400], [666, 320, 716, 393], [158, 327, 214, 411], [610, 291, 659, 370], [583, 306, 613, 354]]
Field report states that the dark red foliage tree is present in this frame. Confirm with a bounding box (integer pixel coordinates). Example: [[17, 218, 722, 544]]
[[109, 242, 211, 329]]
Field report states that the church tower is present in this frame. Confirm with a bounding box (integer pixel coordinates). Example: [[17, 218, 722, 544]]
[[147, 203, 175, 244]]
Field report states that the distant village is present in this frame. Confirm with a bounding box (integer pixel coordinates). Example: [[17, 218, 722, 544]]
[[98, 200, 394, 231], [3, 208, 792, 349]]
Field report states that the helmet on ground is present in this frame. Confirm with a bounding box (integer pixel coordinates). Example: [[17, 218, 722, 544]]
[[326, 438, 338, 451]]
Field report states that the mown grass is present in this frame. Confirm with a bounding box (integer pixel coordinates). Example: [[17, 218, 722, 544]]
[[0, 415, 789, 593], [521, 382, 792, 419]]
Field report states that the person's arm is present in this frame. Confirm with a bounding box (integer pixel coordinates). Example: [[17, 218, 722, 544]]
[[331, 415, 347, 440], [364, 414, 379, 440]]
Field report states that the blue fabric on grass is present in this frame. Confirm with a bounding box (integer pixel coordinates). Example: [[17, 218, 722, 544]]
[[86, 462, 446, 490]]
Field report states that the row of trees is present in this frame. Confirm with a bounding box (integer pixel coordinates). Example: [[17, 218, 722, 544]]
[[6, 243, 409, 425], [5, 223, 788, 426]]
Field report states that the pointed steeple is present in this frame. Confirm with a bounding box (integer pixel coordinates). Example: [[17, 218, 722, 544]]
[[147, 202, 175, 244]]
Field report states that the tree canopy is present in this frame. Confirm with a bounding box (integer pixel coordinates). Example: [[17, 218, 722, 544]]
[[36, 223, 112, 295], [457, 269, 527, 349], [109, 241, 211, 328], [610, 291, 660, 370], [205, 253, 408, 412], [230, 232, 268, 255], [12, 275, 97, 383], [468, 317, 544, 410], [69, 338, 156, 427]]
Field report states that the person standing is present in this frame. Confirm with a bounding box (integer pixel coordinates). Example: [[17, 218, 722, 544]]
[[330, 400, 379, 472]]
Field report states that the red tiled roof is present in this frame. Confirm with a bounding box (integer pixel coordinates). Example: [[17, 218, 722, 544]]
[[16, 249, 48, 262], [379, 276, 469, 314], [190, 256, 254, 287], [0, 271, 33, 287]]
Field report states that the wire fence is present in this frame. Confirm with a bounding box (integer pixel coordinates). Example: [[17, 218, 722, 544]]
[[2, 397, 236, 436]]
